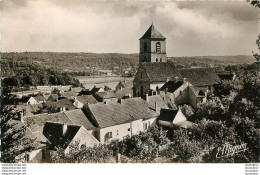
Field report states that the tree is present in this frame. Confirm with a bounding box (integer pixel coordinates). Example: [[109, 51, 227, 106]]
[[1, 106, 36, 162]]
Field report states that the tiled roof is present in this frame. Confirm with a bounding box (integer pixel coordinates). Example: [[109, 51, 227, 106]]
[[75, 95, 98, 105], [159, 81, 184, 93], [34, 94, 46, 102], [10, 120, 49, 149], [140, 62, 181, 82], [116, 81, 133, 90], [77, 89, 93, 96], [43, 122, 81, 150], [46, 99, 76, 110], [158, 108, 178, 122], [146, 95, 169, 111], [60, 91, 77, 100], [70, 87, 82, 93], [179, 68, 221, 86], [87, 98, 158, 128], [23, 112, 73, 133], [91, 87, 104, 93], [47, 94, 59, 101], [15, 104, 43, 114], [94, 91, 117, 101], [140, 24, 166, 40], [115, 88, 133, 99], [64, 109, 96, 130], [140, 63, 221, 86]]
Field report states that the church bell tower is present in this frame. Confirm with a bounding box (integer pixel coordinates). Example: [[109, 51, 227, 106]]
[[139, 24, 167, 63]]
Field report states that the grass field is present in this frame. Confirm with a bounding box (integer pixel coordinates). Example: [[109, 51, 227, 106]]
[[75, 76, 134, 90]]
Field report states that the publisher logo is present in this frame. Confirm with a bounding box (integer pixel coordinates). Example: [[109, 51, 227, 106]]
[[216, 143, 248, 158]]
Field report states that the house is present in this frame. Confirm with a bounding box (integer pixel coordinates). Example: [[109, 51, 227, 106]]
[[45, 99, 76, 112], [64, 109, 97, 134], [14, 103, 44, 116], [144, 94, 169, 112], [157, 108, 194, 129], [115, 87, 133, 99], [179, 68, 221, 92], [42, 122, 99, 156], [11, 120, 50, 163], [47, 94, 59, 102], [60, 91, 78, 101], [91, 86, 104, 94], [159, 79, 207, 110], [93, 91, 118, 103], [23, 112, 74, 133], [69, 87, 83, 93], [73, 95, 98, 108], [77, 89, 93, 96], [84, 98, 159, 143], [115, 80, 133, 91], [133, 24, 221, 98], [114, 80, 134, 99], [26, 96, 39, 105], [21, 93, 46, 105]]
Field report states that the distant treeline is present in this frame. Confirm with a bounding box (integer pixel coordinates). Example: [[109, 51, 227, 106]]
[[168, 55, 256, 69], [1, 55, 81, 94], [2, 52, 139, 76], [1, 52, 256, 93]]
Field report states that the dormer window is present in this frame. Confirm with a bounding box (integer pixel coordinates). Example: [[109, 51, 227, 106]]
[[156, 58, 158, 62], [156, 42, 161, 53], [144, 43, 147, 52]]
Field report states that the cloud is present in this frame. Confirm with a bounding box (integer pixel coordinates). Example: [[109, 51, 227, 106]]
[[1, 0, 258, 56]]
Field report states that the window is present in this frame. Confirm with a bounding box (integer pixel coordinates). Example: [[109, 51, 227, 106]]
[[80, 144, 86, 150], [148, 121, 150, 126], [144, 123, 148, 131], [180, 91, 182, 95], [128, 128, 131, 131], [42, 150, 45, 160], [117, 130, 119, 135], [140, 73, 142, 79], [144, 43, 147, 52], [104, 132, 113, 142], [156, 42, 161, 53], [160, 58, 162, 62], [156, 58, 158, 62], [25, 154, 29, 162]]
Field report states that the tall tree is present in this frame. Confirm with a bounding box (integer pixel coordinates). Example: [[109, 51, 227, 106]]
[[1, 106, 36, 162]]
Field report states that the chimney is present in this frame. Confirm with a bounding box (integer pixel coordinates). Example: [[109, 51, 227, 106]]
[[166, 77, 171, 82], [155, 102, 158, 113], [145, 94, 149, 101], [183, 78, 187, 84], [62, 124, 67, 135]]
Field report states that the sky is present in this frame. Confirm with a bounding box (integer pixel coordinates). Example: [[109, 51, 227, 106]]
[[1, 0, 259, 56]]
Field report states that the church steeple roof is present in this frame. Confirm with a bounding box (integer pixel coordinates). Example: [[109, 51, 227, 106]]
[[140, 24, 166, 40]]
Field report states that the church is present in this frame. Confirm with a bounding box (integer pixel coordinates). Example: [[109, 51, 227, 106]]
[[133, 24, 221, 98]]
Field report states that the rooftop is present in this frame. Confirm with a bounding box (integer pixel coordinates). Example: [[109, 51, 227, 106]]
[[140, 24, 166, 40], [87, 98, 158, 128]]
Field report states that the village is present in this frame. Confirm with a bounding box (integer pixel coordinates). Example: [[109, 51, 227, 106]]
[[2, 24, 242, 163]]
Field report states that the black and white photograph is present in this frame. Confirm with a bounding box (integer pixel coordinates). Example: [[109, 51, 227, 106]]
[[0, 0, 259, 169]]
